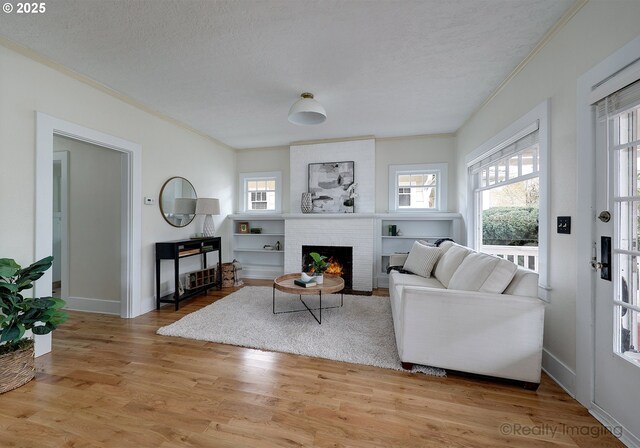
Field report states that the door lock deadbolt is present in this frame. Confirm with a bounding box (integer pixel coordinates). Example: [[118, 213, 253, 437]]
[[598, 211, 611, 223]]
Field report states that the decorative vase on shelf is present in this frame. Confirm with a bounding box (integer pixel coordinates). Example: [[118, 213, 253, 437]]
[[301, 192, 313, 213]]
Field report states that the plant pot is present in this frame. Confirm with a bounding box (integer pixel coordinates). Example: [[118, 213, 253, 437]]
[[314, 274, 324, 285], [0, 340, 35, 394]]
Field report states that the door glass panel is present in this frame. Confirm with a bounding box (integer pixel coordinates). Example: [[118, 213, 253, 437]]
[[617, 201, 640, 251], [614, 106, 640, 368], [617, 146, 640, 197], [617, 254, 639, 308], [615, 305, 640, 362]]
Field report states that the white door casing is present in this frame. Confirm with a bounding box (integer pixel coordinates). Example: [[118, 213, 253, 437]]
[[35, 113, 142, 355]]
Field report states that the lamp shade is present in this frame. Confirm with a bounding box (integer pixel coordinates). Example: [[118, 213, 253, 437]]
[[288, 93, 327, 125], [173, 198, 196, 215], [195, 198, 220, 215]]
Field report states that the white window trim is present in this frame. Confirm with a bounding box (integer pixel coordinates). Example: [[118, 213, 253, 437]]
[[388, 163, 448, 212], [465, 99, 550, 302], [238, 171, 282, 213]]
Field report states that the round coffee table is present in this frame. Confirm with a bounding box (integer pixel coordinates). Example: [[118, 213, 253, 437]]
[[273, 273, 345, 324]]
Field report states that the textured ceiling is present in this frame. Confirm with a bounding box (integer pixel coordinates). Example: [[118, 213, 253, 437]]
[[0, 0, 574, 148]]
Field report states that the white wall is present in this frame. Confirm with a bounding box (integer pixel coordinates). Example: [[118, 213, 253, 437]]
[[54, 136, 122, 307], [0, 42, 236, 316], [376, 135, 456, 213], [455, 1, 640, 383]]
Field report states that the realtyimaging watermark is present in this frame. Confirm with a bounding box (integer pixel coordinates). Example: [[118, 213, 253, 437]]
[[499, 423, 622, 439]]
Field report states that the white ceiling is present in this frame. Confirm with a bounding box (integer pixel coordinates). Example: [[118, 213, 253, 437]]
[[0, 0, 574, 149]]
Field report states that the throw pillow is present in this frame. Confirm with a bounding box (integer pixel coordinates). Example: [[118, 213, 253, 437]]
[[432, 243, 472, 287], [448, 252, 518, 294], [402, 242, 442, 278]]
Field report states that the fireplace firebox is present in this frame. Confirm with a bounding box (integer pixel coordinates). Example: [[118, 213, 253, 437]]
[[302, 245, 353, 293]]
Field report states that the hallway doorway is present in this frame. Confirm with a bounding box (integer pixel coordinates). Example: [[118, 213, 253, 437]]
[[53, 136, 125, 314]]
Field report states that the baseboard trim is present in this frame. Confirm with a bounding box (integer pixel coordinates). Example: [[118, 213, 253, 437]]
[[591, 403, 639, 447], [64, 296, 119, 315], [541, 348, 576, 397]]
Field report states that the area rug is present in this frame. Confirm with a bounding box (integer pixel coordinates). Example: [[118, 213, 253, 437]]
[[157, 286, 445, 377]]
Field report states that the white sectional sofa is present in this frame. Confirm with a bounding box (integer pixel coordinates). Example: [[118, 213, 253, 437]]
[[389, 241, 544, 387]]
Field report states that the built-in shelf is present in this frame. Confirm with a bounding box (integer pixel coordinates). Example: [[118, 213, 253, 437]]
[[230, 215, 285, 280], [375, 213, 464, 288], [228, 213, 464, 285]]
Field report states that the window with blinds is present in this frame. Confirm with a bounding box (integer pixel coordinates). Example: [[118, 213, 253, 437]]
[[470, 125, 541, 272], [596, 78, 640, 122], [470, 124, 540, 189]]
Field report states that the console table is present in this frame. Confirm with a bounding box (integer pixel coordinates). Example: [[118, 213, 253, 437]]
[[155, 237, 222, 310]]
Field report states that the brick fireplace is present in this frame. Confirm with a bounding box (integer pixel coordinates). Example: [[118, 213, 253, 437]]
[[284, 216, 374, 292]]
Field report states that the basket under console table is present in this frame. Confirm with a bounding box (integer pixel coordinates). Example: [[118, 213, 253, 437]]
[[155, 237, 222, 310]]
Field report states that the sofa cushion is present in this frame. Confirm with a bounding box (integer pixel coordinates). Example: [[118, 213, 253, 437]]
[[433, 243, 472, 288], [448, 252, 518, 293], [504, 267, 539, 298], [402, 242, 442, 278], [391, 272, 446, 289]]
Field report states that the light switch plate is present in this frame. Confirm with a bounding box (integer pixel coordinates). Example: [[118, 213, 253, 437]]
[[557, 216, 571, 234]]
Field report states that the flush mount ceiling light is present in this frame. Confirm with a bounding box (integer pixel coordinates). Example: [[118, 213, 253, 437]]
[[288, 92, 327, 125]]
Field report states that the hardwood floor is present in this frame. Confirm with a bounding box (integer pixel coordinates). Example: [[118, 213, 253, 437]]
[[0, 282, 622, 447]]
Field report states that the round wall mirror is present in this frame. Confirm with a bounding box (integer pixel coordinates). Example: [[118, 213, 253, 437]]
[[159, 177, 197, 227]]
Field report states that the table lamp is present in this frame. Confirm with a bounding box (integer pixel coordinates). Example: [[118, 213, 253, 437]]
[[195, 198, 220, 237]]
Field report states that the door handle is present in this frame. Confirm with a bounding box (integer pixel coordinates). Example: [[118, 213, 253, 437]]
[[591, 236, 612, 281], [590, 260, 608, 270]]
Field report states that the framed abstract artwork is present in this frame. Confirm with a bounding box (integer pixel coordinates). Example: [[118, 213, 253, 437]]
[[308, 161, 355, 213]]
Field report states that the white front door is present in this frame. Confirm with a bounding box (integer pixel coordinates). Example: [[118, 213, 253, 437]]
[[594, 100, 640, 439]]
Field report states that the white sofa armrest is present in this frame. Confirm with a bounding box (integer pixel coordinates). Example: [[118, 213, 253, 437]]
[[397, 286, 544, 383]]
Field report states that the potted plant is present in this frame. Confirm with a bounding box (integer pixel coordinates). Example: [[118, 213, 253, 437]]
[[308, 252, 331, 285], [0, 256, 68, 394]]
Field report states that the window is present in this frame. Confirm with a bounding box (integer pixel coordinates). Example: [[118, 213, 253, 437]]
[[239, 171, 282, 213], [471, 131, 540, 270], [388, 163, 448, 212], [466, 100, 549, 300]]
